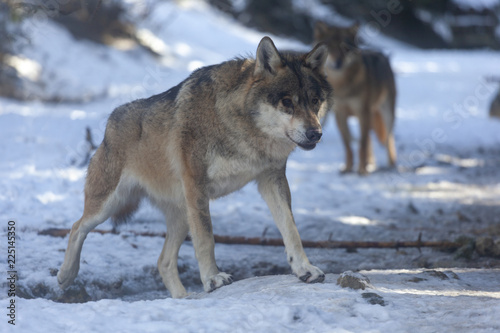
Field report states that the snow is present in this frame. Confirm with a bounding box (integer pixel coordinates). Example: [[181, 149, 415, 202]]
[[7, 270, 500, 332], [2, 0, 500, 332]]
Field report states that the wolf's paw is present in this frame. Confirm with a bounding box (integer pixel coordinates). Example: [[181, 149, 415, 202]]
[[340, 165, 353, 174], [357, 167, 369, 176], [57, 268, 78, 290], [204, 272, 233, 292], [296, 265, 325, 284], [169, 287, 188, 299]]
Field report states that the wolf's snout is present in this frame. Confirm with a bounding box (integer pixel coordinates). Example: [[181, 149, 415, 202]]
[[306, 128, 322, 143]]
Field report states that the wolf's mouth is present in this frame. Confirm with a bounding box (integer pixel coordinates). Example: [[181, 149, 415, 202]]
[[287, 134, 318, 151], [297, 142, 317, 151]]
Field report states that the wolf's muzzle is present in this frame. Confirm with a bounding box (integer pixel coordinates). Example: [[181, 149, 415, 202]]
[[296, 128, 322, 151], [306, 128, 322, 143]]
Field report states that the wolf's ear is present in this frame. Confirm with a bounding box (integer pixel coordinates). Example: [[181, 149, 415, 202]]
[[305, 43, 328, 73], [254, 37, 282, 77], [314, 21, 329, 41]]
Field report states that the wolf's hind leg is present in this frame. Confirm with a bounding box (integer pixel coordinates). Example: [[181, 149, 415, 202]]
[[334, 110, 353, 173], [57, 200, 112, 289], [58, 179, 141, 289], [58, 145, 129, 289], [358, 111, 371, 175], [157, 202, 190, 298], [367, 134, 375, 168]]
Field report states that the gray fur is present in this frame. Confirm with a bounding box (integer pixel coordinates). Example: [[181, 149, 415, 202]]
[[57, 37, 332, 298]]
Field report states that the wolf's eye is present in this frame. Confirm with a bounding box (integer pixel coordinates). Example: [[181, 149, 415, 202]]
[[312, 98, 319, 105], [282, 98, 293, 108]]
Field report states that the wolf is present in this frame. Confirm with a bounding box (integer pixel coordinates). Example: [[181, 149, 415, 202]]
[[314, 21, 397, 175], [57, 37, 333, 298]]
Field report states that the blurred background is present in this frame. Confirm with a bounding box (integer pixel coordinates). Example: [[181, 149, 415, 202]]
[[1, 0, 499, 101]]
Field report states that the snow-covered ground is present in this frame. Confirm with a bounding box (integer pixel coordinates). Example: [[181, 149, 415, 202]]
[[2, 0, 500, 332]]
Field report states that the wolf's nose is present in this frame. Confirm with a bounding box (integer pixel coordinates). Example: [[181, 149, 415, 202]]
[[306, 129, 322, 143]]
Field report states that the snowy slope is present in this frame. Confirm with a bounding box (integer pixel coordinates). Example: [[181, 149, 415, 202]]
[[2, 0, 500, 332], [12, 270, 500, 333]]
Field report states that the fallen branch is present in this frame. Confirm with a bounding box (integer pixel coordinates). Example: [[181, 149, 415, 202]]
[[78, 126, 98, 167], [85, 126, 98, 150], [38, 228, 461, 251]]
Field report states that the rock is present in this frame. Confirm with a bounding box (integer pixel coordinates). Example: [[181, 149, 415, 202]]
[[362, 292, 386, 306], [409, 270, 459, 282], [408, 277, 426, 283], [337, 271, 371, 290], [443, 270, 460, 280], [426, 270, 449, 280]]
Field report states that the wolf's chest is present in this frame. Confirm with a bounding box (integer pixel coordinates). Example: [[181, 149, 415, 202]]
[[206, 156, 266, 198]]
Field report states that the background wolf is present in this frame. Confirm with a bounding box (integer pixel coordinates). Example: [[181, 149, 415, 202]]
[[57, 37, 333, 298], [314, 22, 397, 175]]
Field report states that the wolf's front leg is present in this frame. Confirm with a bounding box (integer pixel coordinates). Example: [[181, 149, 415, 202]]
[[257, 168, 325, 283], [182, 174, 233, 292]]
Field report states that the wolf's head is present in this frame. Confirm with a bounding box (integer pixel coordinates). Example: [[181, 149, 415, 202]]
[[313, 22, 360, 69], [250, 37, 333, 151]]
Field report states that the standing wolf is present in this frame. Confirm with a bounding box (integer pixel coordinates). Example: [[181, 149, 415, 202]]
[[57, 37, 333, 298], [314, 22, 397, 175]]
